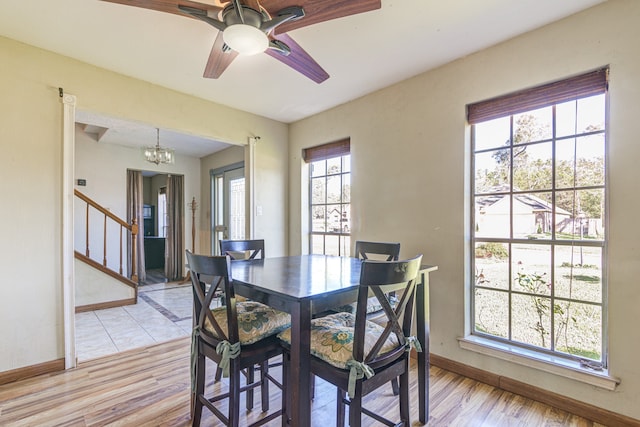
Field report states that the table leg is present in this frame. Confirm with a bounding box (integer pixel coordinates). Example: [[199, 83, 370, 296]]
[[416, 271, 430, 424], [288, 301, 312, 426]]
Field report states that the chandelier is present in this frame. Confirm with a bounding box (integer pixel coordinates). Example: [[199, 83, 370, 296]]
[[143, 128, 175, 165]]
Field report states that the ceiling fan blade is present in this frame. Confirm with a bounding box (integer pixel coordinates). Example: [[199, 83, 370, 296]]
[[265, 34, 328, 83], [99, 0, 224, 19], [261, 0, 381, 34], [203, 31, 239, 78]]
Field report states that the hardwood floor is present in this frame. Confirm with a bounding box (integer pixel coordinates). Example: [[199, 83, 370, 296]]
[[0, 337, 606, 427]]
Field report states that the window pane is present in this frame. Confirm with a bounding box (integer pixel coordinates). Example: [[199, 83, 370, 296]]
[[311, 206, 326, 232], [311, 235, 324, 255], [555, 138, 577, 188], [327, 157, 341, 174], [576, 134, 605, 187], [474, 242, 509, 290], [512, 293, 552, 349], [474, 116, 510, 151], [512, 244, 551, 296], [326, 175, 341, 203], [556, 100, 577, 138], [512, 142, 552, 191], [326, 204, 342, 232], [342, 154, 351, 173], [342, 173, 351, 203], [577, 94, 605, 134], [554, 246, 602, 303], [341, 235, 351, 257], [474, 149, 510, 193], [555, 189, 604, 241], [513, 192, 552, 239], [341, 204, 351, 233], [475, 288, 508, 338], [513, 107, 552, 144], [324, 235, 339, 256], [311, 160, 326, 177], [475, 195, 510, 238], [311, 177, 326, 204], [554, 301, 601, 360]]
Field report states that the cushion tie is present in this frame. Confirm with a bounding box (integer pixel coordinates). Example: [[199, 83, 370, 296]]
[[346, 360, 375, 399], [190, 326, 201, 393], [405, 335, 422, 353], [216, 340, 241, 377]]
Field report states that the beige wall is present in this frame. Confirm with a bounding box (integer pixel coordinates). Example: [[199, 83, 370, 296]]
[[289, 0, 640, 419], [0, 35, 287, 373]]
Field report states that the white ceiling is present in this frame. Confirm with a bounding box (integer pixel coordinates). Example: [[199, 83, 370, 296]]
[[0, 0, 605, 157]]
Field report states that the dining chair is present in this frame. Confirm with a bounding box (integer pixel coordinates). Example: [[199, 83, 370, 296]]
[[216, 239, 267, 384], [220, 239, 265, 260], [279, 254, 423, 427], [328, 240, 403, 395], [186, 250, 290, 427]]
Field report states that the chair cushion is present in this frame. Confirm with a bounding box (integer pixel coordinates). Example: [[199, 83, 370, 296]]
[[278, 312, 399, 370], [205, 301, 291, 345]]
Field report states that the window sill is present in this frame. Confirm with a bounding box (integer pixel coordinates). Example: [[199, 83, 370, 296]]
[[458, 336, 619, 391]]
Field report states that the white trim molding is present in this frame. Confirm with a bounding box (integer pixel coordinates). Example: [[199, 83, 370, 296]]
[[459, 335, 619, 391], [61, 92, 76, 369]]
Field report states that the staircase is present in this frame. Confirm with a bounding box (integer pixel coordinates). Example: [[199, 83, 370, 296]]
[[74, 189, 139, 312]]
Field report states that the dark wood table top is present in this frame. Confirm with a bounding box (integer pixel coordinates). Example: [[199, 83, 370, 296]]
[[230, 254, 362, 302]]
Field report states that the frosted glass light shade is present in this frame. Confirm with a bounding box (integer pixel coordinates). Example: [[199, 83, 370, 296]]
[[223, 24, 268, 55]]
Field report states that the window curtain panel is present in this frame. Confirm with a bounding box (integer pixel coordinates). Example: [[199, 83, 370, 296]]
[[165, 174, 184, 281], [126, 169, 146, 283]]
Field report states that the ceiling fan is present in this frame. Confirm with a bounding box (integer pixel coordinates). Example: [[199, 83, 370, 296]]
[[99, 0, 381, 83]]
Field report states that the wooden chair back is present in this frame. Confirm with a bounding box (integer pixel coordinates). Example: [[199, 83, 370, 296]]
[[353, 254, 422, 367], [185, 250, 239, 345], [220, 239, 265, 260], [354, 240, 400, 261]]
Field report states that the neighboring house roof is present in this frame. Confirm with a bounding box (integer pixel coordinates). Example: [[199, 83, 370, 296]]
[[477, 188, 572, 216]]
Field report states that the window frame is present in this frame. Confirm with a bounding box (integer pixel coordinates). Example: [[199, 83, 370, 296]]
[[304, 139, 351, 256], [468, 69, 609, 368]]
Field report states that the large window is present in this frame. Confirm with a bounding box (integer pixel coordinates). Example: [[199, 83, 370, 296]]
[[304, 139, 351, 256], [469, 69, 608, 367]]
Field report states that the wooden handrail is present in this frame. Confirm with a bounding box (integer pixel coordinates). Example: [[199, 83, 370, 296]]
[[74, 189, 138, 283], [75, 190, 130, 228]]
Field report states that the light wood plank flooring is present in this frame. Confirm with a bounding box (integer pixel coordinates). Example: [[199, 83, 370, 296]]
[[0, 337, 606, 426]]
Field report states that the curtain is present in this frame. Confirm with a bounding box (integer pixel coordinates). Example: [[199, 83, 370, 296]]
[[126, 169, 146, 282], [165, 174, 184, 280]]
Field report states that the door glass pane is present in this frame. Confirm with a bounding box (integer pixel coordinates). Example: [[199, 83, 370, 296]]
[[228, 177, 245, 240]]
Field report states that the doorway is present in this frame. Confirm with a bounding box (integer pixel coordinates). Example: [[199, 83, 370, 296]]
[[128, 171, 185, 285], [211, 163, 245, 255]]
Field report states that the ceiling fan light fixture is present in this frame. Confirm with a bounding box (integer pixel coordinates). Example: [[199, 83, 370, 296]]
[[223, 24, 268, 55]]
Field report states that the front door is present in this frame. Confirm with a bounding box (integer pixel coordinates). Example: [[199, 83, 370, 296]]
[[212, 166, 245, 254]]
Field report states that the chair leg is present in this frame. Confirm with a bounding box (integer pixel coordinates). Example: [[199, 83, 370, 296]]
[[390, 377, 400, 396], [261, 360, 270, 412], [247, 364, 255, 410], [215, 366, 222, 382], [348, 390, 362, 427], [192, 353, 206, 427], [336, 389, 346, 427], [310, 373, 316, 399], [399, 364, 410, 423], [229, 362, 241, 427]]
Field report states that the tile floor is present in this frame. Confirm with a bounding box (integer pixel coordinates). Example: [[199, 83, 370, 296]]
[[75, 281, 197, 362]]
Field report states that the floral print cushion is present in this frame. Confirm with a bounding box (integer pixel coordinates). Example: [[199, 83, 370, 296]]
[[278, 312, 399, 370], [205, 301, 291, 345]]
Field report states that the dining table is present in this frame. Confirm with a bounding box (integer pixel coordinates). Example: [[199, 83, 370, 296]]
[[230, 254, 437, 426]]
